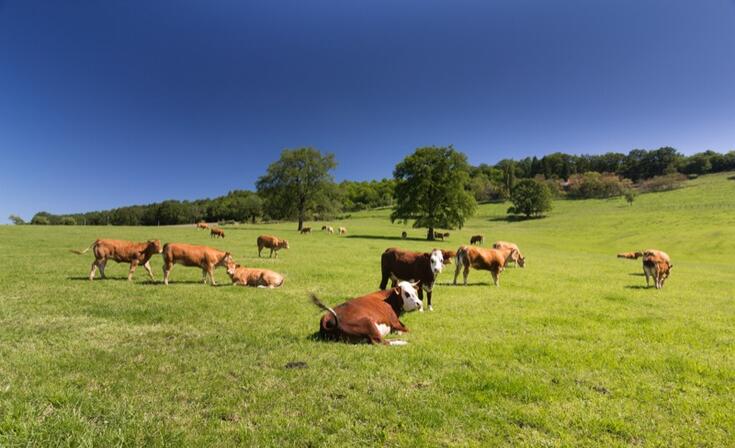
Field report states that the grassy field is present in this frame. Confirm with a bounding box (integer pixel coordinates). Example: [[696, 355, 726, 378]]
[[1, 172, 734, 447]]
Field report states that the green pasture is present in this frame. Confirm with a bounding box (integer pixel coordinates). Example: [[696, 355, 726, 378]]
[[1, 172, 734, 447]]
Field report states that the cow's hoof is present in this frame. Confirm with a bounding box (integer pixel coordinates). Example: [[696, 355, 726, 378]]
[[429, 306, 433, 312], [418, 308, 424, 313]]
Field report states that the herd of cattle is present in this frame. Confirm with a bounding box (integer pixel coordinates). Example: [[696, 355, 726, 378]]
[[70, 225, 673, 346]]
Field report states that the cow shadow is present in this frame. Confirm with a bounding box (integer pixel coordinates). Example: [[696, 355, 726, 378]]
[[728, 175, 735, 181], [67, 276, 128, 282], [624, 285, 653, 290], [628, 272, 645, 277], [436, 281, 493, 287], [346, 234, 428, 242]]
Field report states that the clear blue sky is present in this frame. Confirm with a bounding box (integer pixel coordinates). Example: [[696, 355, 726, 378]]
[[2, 1, 734, 222]]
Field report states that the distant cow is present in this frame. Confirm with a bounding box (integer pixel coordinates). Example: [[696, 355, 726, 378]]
[[321, 225, 334, 234], [210, 227, 225, 238], [454, 245, 520, 287], [338, 227, 347, 235], [492, 241, 525, 268], [310, 281, 423, 345], [434, 231, 450, 240], [617, 251, 643, 259], [226, 261, 284, 288], [401, 231, 408, 239], [161, 243, 232, 286], [380, 248, 446, 311], [470, 235, 484, 245], [257, 235, 289, 258], [300, 227, 312, 234], [71, 239, 163, 281], [196, 222, 209, 230], [642, 249, 672, 289]]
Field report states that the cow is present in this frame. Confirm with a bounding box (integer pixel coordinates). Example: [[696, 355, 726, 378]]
[[453, 245, 520, 287], [226, 261, 284, 288], [492, 241, 525, 268], [642, 249, 672, 289], [196, 222, 209, 230], [71, 239, 163, 281], [433, 231, 450, 240], [257, 235, 289, 258], [300, 227, 312, 234], [338, 227, 347, 235], [401, 231, 408, 239], [617, 251, 643, 259], [161, 243, 232, 286], [470, 235, 484, 245], [380, 248, 446, 311], [310, 281, 423, 345], [321, 225, 334, 234], [210, 227, 225, 239]]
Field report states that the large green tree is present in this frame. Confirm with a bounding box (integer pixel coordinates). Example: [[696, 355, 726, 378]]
[[256, 148, 337, 230], [391, 146, 477, 240], [507, 179, 552, 218]]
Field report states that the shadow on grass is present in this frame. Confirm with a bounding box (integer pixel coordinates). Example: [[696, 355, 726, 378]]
[[436, 281, 493, 286], [487, 215, 547, 223], [728, 175, 735, 181], [67, 276, 128, 282], [624, 285, 653, 290], [346, 234, 428, 242], [628, 272, 645, 277]]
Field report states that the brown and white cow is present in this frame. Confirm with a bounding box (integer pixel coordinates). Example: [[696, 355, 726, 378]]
[[470, 235, 484, 245], [492, 241, 525, 268], [226, 261, 284, 288], [454, 245, 519, 287], [210, 227, 225, 239], [310, 281, 423, 345], [338, 227, 347, 235], [71, 239, 163, 281], [642, 249, 672, 289], [380, 248, 446, 311], [300, 227, 312, 234], [196, 222, 209, 230], [161, 243, 232, 286], [321, 225, 334, 234], [257, 235, 289, 258]]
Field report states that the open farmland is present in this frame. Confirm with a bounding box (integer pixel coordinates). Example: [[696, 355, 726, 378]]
[[1, 172, 734, 447]]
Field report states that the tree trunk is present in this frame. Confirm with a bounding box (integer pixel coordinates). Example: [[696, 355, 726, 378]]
[[298, 217, 303, 231], [427, 227, 435, 241]]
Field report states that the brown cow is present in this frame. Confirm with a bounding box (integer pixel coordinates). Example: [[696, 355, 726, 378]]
[[433, 231, 450, 240], [161, 243, 232, 286], [453, 245, 519, 287], [210, 227, 225, 239], [492, 241, 525, 268], [310, 281, 423, 345], [226, 261, 284, 288], [470, 235, 484, 245], [300, 227, 312, 234], [257, 235, 289, 258], [196, 222, 209, 230], [617, 251, 643, 259], [71, 239, 163, 281], [338, 226, 347, 235], [642, 249, 672, 289], [380, 248, 446, 311]]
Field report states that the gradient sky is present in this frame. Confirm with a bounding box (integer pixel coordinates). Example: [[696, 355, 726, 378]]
[[2, 0, 734, 222]]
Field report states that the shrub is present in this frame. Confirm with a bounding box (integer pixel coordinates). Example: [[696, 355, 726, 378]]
[[638, 173, 687, 193], [566, 172, 633, 199], [507, 179, 552, 218], [31, 215, 50, 225], [60, 217, 76, 225], [8, 214, 25, 225]]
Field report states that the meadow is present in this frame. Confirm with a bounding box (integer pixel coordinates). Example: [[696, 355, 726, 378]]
[[1, 172, 734, 447]]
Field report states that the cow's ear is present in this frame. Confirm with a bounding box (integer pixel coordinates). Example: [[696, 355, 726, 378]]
[[411, 281, 420, 289]]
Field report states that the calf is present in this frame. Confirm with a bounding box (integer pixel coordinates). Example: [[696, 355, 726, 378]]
[[311, 281, 423, 345], [226, 261, 284, 288], [71, 239, 163, 281], [338, 227, 347, 235], [161, 243, 232, 286], [642, 249, 672, 289], [470, 235, 484, 245], [454, 245, 519, 287], [492, 241, 525, 268], [380, 248, 446, 311], [210, 227, 225, 238], [300, 227, 312, 234], [257, 235, 289, 258]]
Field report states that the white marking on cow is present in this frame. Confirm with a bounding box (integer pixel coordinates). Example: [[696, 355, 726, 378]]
[[429, 249, 445, 275], [388, 340, 408, 346], [376, 323, 391, 337]]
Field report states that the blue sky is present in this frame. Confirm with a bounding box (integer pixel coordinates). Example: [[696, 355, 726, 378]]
[[1, 0, 734, 222]]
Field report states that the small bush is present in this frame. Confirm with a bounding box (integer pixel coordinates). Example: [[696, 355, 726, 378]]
[[60, 217, 76, 225], [31, 215, 50, 225], [507, 179, 552, 218], [638, 173, 687, 193], [566, 172, 633, 199]]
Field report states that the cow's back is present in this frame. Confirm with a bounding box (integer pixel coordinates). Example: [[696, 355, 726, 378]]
[[258, 235, 278, 248], [164, 242, 220, 266], [382, 248, 424, 279]]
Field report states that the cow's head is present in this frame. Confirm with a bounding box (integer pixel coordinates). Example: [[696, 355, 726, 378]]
[[217, 252, 233, 267], [441, 250, 456, 265], [226, 261, 239, 276], [429, 249, 445, 275], [396, 280, 423, 312], [513, 249, 526, 268], [148, 240, 163, 253], [280, 240, 290, 249]]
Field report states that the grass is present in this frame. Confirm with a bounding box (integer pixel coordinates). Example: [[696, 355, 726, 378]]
[[1, 172, 734, 447]]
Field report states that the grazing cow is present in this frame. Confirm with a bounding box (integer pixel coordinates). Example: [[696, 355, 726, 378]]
[[433, 231, 450, 240], [196, 222, 209, 230], [454, 245, 519, 287], [642, 249, 672, 289], [310, 281, 423, 345], [71, 239, 163, 281], [300, 227, 312, 234], [257, 235, 289, 258], [401, 231, 408, 239], [210, 227, 225, 239], [492, 241, 525, 268], [226, 261, 284, 288], [161, 243, 232, 286], [339, 227, 347, 235], [617, 251, 643, 259], [441, 250, 456, 264], [470, 235, 484, 245], [380, 248, 446, 311], [323, 226, 334, 234]]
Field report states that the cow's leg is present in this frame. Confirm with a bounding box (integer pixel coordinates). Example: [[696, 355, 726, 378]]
[[127, 260, 139, 281], [163, 263, 172, 285], [143, 261, 155, 280], [201, 268, 209, 284], [462, 265, 470, 286], [258, 246, 262, 257], [269, 248, 274, 258], [427, 290, 433, 311], [89, 259, 99, 281], [491, 269, 499, 287], [98, 260, 107, 279], [453, 263, 461, 285], [643, 268, 650, 287], [209, 266, 216, 286]]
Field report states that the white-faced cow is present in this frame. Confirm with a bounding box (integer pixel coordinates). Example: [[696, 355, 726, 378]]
[[380, 248, 446, 311], [310, 281, 423, 345], [71, 239, 163, 281], [161, 243, 232, 286]]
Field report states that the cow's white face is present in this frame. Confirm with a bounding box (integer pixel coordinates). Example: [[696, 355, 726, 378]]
[[429, 249, 445, 275], [397, 281, 423, 312]]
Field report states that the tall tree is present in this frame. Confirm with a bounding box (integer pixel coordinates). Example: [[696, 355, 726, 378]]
[[8, 214, 25, 225], [256, 148, 337, 230], [391, 146, 477, 240]]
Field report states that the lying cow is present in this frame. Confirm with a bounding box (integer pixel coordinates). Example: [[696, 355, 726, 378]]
[[470, 235, 484, 245], [226, 261, 284, 288], [257, 235, 289, 258], [338, 227, 347, 235], [492, 241, 525, 268], [161, 243, 232, 286], [310, 281, 423, 345], [454, 245, 520, 287], [210, 227, 225, 238], [71, 239, 163, 281], [642, 249, 672, 289], [300, 227, 312, 234], [617, 251, 643, 259], [380, 248, 446, 311]]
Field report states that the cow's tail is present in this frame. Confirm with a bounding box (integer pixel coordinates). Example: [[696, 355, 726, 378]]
[[70, 241, 95, 255], [310, 293, 339, 329]]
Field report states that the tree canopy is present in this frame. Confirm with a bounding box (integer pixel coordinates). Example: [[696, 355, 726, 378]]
[[507, 179, 552, 218], [391, 146, 477, 240]]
